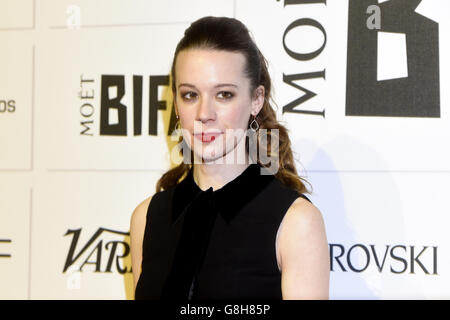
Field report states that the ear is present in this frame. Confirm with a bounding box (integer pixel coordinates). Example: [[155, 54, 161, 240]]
[[251, 85, 265, 116]]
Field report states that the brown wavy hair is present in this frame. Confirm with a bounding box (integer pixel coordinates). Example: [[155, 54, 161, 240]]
[[156, 16, 311, 195]]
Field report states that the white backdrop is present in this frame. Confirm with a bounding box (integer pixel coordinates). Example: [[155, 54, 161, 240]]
[[1, 0, 449, 299]]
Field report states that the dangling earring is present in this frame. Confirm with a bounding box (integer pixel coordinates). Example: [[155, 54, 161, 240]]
[[249, 114, 259, 132], [174, 114, 183, 139], [175, 114, 181, 131]]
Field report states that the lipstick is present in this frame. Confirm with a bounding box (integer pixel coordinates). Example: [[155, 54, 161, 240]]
[[194, 132, 222, 143]]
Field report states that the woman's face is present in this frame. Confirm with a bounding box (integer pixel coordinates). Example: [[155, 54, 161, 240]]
[[174, 49, 264, 164]]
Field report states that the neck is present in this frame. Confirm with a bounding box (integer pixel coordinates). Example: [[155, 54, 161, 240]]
[[191, 132, 254, 191]]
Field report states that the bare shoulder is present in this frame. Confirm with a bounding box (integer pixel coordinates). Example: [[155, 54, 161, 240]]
[[278, 195, 330, 299], [130, 195, 153, 241], [130, 195, 153, 289], [276, 195, 328, 268], [131, 195, 153, 225], [276, 196, 325, 243], [283, 196, 325, 230]]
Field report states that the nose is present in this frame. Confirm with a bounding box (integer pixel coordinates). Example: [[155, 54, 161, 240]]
[[196, 95, 216, 123]]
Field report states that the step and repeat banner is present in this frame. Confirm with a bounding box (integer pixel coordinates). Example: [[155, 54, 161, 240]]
[[1, 0, 449, 299]]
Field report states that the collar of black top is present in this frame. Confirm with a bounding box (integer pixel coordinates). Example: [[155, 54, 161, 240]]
[[171, 163, 276, 225]]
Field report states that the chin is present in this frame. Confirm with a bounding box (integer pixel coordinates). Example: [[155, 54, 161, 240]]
[[193, 150, 224, 164]]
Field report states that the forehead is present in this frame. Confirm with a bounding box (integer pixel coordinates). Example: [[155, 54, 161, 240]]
[[175, 49, 248, 88]]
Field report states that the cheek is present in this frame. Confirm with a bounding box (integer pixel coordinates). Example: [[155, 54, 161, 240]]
[[179, 112, 194, 130], [222, 106, 250, 129]]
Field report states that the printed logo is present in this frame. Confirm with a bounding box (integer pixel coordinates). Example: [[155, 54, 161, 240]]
[[78, 74, 171, 137], [63, 227, 132, 274], [330, 243, 438, 275], [346, 0, 440, 117]]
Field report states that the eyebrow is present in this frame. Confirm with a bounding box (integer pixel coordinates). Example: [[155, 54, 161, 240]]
[[178, 83, 238, 89]]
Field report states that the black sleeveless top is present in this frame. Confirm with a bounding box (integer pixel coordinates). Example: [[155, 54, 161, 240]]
[[135, 163, 311, 300]]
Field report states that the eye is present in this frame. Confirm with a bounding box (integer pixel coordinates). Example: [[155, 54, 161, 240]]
[[217, 91, 234, 99], [181, 91, 197, 101]]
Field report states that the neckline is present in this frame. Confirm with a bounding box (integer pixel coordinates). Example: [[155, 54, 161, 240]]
[[189, 163, 259, 193], [171, 163, 275, 224]]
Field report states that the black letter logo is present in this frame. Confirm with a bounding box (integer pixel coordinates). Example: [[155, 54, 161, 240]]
[[346, 0, 440, 117]]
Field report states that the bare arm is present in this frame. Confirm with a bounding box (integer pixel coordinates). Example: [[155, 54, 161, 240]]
[[278, 197, 330, 299], [130, 196, 152, 291]]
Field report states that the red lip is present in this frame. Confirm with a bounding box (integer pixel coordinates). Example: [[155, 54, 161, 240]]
[[194, 132, 222, 143]]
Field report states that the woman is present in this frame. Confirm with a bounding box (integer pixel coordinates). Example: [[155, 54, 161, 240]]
[[130, 16, 329, 300]]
